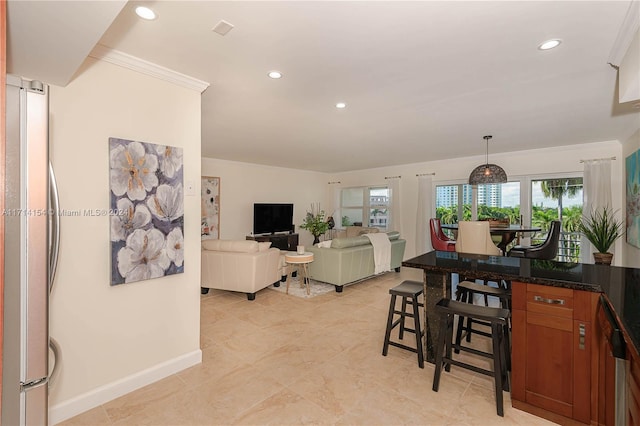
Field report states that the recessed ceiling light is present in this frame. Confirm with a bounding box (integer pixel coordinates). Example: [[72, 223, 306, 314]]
[[336, 102, 346, 109], [212, 20, 234, 36], [135, 6, 156, 20], [268, 71, 282, 79], [538, 39, 561, 50]]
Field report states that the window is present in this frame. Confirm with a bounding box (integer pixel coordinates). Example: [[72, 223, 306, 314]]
[[435, 183, 471, 223], [477, 182, 521, 224], [436, 183, 520, 222], [436, 182, 521, 240], [340, 186, 390, 230], [435, 175, 584, 257], [531, 177, 583, 261]]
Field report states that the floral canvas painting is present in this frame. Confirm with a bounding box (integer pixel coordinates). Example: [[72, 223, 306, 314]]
[[201, 176, 220, 240], [627, 149, 640, 248], [109, 137, 184, 285]]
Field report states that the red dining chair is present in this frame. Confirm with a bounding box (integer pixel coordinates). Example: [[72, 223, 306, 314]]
[[430, 218, 456, 252]]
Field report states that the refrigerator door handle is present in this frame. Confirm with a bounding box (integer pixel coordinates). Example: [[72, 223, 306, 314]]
[[49, 162, 60, 292], [48, 337, 61, 388], [20, 376, 48, 391]]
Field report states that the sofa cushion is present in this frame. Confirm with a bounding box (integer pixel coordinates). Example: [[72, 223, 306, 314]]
[[258, 242, 272, 251], [345, 226, 380, 238], [330, 231, 400, 249], [331, 235, 371, 249], [202, 239, 259, 253]]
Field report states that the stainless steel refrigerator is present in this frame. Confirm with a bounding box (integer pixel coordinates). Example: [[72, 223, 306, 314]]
[[3, 74, 59, 426]]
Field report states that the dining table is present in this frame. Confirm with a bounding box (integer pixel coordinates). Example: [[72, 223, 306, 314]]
[[440, 223, 542, 255]]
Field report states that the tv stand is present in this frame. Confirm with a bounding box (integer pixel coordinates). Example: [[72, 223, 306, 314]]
[[247, 233, 299, 251]]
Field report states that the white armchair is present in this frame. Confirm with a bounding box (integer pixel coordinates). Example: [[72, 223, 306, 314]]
[[201, 240, 281, 300]]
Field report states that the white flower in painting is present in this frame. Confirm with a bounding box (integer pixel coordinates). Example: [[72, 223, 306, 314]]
[[117, 228, 170, 283], [155, 145, 183, 179], [110, 142, 159, 201], [110, 198, 152, 242], [147, 184, 183, 221], [166, 227, 184, 267]]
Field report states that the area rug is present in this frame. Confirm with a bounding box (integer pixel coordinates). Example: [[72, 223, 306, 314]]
[[268, 276, 335, 298]]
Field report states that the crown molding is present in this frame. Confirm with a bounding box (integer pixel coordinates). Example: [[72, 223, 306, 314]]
[[608, 0, 640, 66], [89, 44, 210, 93]]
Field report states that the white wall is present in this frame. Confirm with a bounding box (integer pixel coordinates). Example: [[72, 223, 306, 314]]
[[331, 141, 625, 262], [619, 28, 640, 103], [201, 158, 327, 247], [622, 128, 640, 267], [48, 58, 202, 423]]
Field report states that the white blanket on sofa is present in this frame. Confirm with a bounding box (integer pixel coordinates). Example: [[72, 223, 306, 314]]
[[364, 233, 391, 274]]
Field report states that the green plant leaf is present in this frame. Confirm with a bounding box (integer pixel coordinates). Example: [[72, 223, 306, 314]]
[[578, 206, 624, 253]]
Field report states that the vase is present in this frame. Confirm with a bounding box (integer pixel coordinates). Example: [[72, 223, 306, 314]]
[[313, 236, 320, 245], [327, 216, 335, 229], [593, 252, 613, 265]]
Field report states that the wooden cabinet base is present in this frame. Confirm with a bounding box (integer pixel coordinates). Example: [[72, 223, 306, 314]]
[[512, 400, 589, 426], [511, 282, 599, 424]]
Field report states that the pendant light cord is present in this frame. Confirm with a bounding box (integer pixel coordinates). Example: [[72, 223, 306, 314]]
[[483, 135, 492, 167]]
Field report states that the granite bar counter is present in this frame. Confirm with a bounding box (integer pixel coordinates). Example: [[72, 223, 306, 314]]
[[402, 250, 640, 362]]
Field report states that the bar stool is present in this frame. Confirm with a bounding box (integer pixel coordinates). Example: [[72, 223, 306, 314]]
[[432, 298, 510, 417], [455, 280, 511, 364], [382, 280, 425, 368]]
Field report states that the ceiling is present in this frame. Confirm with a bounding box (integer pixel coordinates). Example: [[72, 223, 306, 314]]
[[7, 1, 640, 173]]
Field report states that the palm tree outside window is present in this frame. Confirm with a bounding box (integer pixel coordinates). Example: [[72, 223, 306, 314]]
[[531, 177, 583, 261]]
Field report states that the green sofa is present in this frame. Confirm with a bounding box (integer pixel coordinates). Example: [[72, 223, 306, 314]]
[[306, 231, 406, 292]]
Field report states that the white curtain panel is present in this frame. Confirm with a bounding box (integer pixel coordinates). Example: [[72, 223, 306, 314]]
[[416, 175, 434, 254], [326, 183, 341, 224], [581, 159, 612, 263], [333, 184, 341, 225], [389, 178, 403, 235]]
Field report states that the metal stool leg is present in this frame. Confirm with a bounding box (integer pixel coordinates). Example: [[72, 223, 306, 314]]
[[432, 312, 449, 391], [412, 296, 424, 368], [491, 322, 504, 417], [399, 296, 408, 339], [382, 294, 397, 356], [444, 313, 454, 372], [454, 289, 468, 353]]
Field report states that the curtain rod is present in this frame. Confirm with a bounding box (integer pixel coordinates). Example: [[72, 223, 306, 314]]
[[327, 181, 341, 184], [579, 156, 616, 163], [384, 175, 401, 179], [416, 172, 436, 176]]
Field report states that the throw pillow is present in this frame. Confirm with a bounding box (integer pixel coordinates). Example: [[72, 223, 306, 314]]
[[331, 236, 371, 249], [358, 228, 380, 235], [316, 240, 332, 248]]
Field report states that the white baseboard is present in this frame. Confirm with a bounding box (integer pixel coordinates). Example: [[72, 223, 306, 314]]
[[49, 349, 202, 425]]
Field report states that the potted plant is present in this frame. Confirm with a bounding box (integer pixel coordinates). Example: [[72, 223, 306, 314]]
[[578, 206, 624, 265], [300, 203, 329, 244]]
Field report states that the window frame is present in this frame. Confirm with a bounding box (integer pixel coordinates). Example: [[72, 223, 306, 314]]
[[340, 185, 390, 230]]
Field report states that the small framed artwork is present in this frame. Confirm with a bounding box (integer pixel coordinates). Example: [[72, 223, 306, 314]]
[[201, 176, 220, 240]]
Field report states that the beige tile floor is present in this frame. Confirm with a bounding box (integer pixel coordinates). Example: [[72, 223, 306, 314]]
[[61, 268, 556, 426]]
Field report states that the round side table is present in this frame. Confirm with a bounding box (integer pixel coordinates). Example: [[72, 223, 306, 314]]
[[284, 252, 314, 295]]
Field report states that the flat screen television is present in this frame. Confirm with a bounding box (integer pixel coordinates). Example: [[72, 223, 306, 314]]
[[253, 203, 294, 235]]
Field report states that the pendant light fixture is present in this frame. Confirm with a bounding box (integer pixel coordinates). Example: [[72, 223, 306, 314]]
[[468, 135, 507, 185]]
